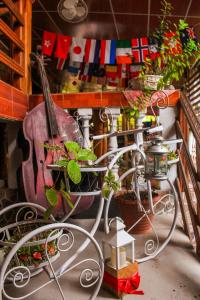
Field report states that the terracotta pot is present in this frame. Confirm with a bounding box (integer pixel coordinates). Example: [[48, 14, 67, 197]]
[[115, 191, 161, 234]]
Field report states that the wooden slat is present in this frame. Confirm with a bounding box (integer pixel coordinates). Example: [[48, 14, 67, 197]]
[[176, 121, 200, 206], [178, 156, 200, 255], [2, 0, 24, 25], [0, 50, 24, 76], [190, 92, 200, 103], [187, 82, 200, 94], [0, 19, 24, 51], [175, 178, 193, 241], [180, 93, 200, 148]]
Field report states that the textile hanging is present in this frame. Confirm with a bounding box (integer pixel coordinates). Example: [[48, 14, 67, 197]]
[[131, 37, 149, 63], [116, 40, 132, 64], [100, 40, 116, 64], [70, 37, 86, 62], [55, 35, 72, 59], [85, 39, 101, 63], [42, 31, 56, 56]]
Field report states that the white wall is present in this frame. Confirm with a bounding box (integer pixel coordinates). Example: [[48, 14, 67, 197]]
[[160, 107, 178, 190]]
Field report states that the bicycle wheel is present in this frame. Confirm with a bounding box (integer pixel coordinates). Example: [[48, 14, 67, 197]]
[[104, 167, 178, 263]]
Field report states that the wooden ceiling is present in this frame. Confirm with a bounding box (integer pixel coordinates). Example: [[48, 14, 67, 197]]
[[32, 0, 200, 47]]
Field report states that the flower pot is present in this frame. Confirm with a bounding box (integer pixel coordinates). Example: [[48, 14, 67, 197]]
[[143, 75, 163, 90], [115, 191, 161, 234], [2, 222, 62, 270]]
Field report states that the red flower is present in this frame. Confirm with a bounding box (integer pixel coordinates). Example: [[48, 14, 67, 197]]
[[48, 246, 56, 256], [19, 254, 28, 262], [33, 252, 42, 260]]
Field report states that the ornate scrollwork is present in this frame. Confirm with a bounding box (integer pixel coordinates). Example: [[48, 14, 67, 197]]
[[99, 107, 113, 124], [150, 90, 169, 109], [145, 239, 158, 256], [154, 194, 175, 215], [78, 259, 102, 288], [57, 231, 74, 252], [15, 206, 38, 224], [4, 266, 31, 288]]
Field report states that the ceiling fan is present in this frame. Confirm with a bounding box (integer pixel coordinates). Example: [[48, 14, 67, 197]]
[[57, 0, 88, 23]]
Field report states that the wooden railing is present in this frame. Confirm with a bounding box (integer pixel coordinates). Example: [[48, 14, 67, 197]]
[[0, 0, 32, 93], [176, 93, 200, 257]]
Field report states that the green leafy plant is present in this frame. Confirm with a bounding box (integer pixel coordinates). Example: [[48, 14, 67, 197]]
[[44, 141, 97, 218], [141, 0, 200, 88], [102, 170, 120, 199], [167, 150, 178, 160]]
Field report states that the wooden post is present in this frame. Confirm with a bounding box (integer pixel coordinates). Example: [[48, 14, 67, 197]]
[[20, 0, 32, 94]]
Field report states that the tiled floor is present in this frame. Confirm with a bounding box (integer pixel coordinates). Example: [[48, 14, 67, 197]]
[[2, 217, 200, 300]]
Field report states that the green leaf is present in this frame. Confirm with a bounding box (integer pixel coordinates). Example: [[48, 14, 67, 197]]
[[60, 179, 66, 191], [45, 188, 58, 207], [102, 185, 110, 199], [56, 160, 68, 167], [77, 149, 97, 161], [60, 190, 74, 209], [44, 206, 54, 220], [64, 141, 80, 154], [67, 160, 81, 184]]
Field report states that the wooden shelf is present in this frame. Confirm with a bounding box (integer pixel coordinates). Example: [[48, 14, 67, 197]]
[[0, 80, 180, 122], [29, 90, 180, 110]]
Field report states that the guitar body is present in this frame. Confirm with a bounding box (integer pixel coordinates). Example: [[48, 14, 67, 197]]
[[22, 95, 94, 217]]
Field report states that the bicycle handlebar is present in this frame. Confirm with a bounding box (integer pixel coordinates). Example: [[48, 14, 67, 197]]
[[91, 125, 163, 141]]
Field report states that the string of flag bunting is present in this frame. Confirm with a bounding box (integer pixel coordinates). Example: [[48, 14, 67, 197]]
[[41, 27, 197, 87]]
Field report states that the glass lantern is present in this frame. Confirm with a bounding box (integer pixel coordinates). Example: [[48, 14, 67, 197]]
[[145, 136, 169, 180], [102, 217, 135, 270]]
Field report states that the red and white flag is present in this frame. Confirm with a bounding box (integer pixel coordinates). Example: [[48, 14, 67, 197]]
[[42, 31, 56, 56], [70, 37, 86, 62], [84, 39, 101, 63], [132, 37, 149, 63], [100, 40, 116, 64], [55, 34, 72, 59]]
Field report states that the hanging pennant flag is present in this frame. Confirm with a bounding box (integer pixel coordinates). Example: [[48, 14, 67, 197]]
[[105, 65, 118, 79], [70, 37, 86, 62], [85, 39, 101, 63], [57, 58, 66, 71], [131, 37, 149, 63], [148, 37, 160, 60], [119, 64, 130, 79], [100, 40, 116, 64], [55, 34, 72, 59], [42, 31, 56, 56], [116, 40, 132, 64], [79, 63, 94, 82], [129, 65, 142, 78], [93, 64, 106, 77], [67, 61, 81, 74]]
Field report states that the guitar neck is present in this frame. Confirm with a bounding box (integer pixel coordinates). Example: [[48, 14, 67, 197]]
[[38, 56, 59, 137]]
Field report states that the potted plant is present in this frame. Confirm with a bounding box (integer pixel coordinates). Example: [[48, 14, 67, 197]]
[[4, 227, 61, 269], [115, 190, 161, 234], [140, 0, 200, 90], [43, 141, 98, 218]]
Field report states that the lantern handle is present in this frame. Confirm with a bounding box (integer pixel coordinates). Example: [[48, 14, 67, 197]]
[[108, 217, 124, 227]]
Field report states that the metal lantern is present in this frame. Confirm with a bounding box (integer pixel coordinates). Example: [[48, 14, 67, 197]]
[[145, 135, 169, 180], [102, 217, 135, 270]]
